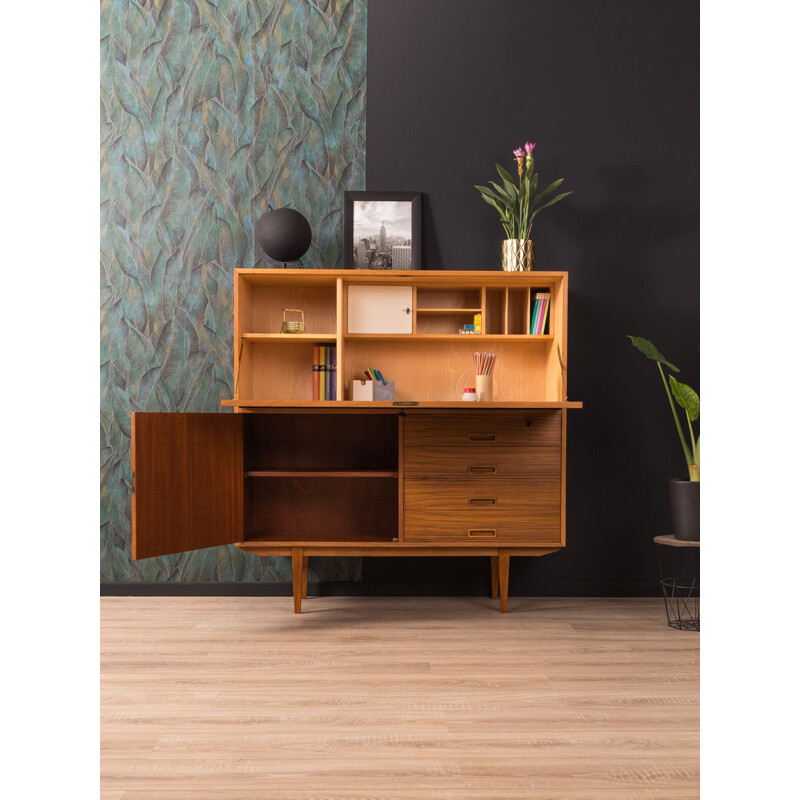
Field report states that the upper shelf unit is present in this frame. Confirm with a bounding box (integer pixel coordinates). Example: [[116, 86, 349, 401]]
[[230, 269, 574, 407]]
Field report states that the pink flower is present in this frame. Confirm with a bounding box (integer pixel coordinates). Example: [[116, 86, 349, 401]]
[[524, 141, 536, 154], [513, 147, 524, 158]]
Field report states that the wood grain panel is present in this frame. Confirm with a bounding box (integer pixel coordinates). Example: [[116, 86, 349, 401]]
[[340, 339, 552, 402], [249, 284, 337, 334], [484, 287, 505, 334], [246, 476, 398, 542], [403, 518, 561, 545], [243, 413, 398, 471], [416, 287, 482, 308], [404, 444, 560, 479], [405, 479, 561, 513], [404, 411, 561, 447], [506, 288, 529, 334], [131, 413, 243, 560], [248, 342, 325, 402], [403, 470, 561, 544], [416, 312, 480, 334]]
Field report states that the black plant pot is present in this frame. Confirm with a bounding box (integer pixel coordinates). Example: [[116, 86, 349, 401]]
[[669, 479, 700, 541]]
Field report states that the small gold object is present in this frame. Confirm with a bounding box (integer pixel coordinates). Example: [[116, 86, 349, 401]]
[[501, 239, 534, 271], [280, 308, 305, 333]]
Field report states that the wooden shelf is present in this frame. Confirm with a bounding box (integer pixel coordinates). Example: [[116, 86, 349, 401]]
[[240, 533, 400, 546], [241, 333, 336, 343], [342, 333, 553, 341], [222, 399, 583, 409], [245, 470, 398, 478], [416, 308, 482, 315]]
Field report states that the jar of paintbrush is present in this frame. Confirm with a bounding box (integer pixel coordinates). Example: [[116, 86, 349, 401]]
[[472, 351, 496, 402]]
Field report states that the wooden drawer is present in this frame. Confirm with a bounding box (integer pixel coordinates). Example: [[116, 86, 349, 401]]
[[404, 445, 560, 480], [404, 411, 561, 448], [403, 480, 561, 543]]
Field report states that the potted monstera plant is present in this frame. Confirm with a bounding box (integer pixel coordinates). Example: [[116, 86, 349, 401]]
[[627, 336, 699, 541]]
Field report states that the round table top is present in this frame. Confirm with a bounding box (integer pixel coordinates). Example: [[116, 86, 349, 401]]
[[654, 534, 700, 548]]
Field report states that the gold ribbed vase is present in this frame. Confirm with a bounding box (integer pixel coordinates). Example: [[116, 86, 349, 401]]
[[501, 239, 534, 271]]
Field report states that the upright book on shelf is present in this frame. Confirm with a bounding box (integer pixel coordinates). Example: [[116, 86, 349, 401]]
[[312, 345, 320, 401], [331, 345, 337, 400], [319, 345, 326, 399], [313, 344, 337, 400], [530, 291, 551, 335], [325, 346, 331, 400]]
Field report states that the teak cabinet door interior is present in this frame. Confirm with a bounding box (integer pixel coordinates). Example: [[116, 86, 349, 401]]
[[131, 413, 243, 559]]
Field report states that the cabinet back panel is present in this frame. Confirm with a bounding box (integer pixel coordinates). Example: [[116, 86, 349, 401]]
[[416, 288, 481, 309], [247, 343, 322, 401], [246, 477, 398, 541], [249, 286, 337, 334], [484, 289, 504, 334], [244, 414, 398, 471], [416, 314, 477, 334], [507, 289, 529, 335], [342, 340, 551, 402]]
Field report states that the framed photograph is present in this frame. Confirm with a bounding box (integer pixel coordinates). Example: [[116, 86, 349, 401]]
[[343, 191, 422, 269]]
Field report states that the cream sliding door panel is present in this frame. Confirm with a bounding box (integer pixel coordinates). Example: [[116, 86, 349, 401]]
[[347, 285, 413, 334]]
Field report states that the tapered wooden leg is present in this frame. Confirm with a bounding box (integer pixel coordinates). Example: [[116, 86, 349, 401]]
[[490, 556, 499, 599], [498, 551, 510, 613], [302, 555, 309, 599], [291, 548, 304, 614]]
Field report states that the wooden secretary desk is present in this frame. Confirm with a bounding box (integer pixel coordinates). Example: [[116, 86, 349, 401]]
[[131, 269, 582, 612]]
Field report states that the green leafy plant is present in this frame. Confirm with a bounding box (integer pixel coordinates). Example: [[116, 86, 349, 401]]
[[474, 141, 572, 240], [627, 336, 699, 482]]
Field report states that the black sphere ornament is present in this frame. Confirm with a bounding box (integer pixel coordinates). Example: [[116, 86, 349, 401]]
[[255, 207, 312, 267]]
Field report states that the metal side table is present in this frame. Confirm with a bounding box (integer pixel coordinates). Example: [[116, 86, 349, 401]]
[[654, 535, 700, 631]]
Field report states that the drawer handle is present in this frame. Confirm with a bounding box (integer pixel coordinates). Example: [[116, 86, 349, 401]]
[[468, 529, 497, 538], [468, 497, 497, 506], [468, 465, 498, 474], [468, 433, 497, 442]]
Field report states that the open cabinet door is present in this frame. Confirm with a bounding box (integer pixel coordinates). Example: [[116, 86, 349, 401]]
[[131, 413, 243, 559]]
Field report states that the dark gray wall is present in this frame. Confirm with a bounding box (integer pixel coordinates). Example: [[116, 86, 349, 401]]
[[365, 0, 699, 594]]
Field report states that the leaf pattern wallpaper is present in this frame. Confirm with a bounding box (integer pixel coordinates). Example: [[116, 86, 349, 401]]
[[100, 0, 367, 582]]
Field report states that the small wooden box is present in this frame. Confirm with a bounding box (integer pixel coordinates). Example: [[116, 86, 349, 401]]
[[351, 380, 374, 401]]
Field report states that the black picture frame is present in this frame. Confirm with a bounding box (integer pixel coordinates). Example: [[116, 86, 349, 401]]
[[343, 191, 422, 269]]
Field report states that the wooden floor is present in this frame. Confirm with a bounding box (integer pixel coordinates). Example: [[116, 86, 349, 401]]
[[101, 596, 699, 799]]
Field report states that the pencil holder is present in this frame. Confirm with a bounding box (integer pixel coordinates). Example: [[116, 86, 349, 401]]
[[475, 374, 494, 402], [373, 380, 395, 401]]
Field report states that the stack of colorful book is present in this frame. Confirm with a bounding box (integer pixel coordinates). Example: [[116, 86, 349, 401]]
[[530, 292, 551, 335], [312, 344, 337, 400]]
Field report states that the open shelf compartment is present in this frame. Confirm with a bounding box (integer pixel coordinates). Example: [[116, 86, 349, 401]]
[[233, 270, 569, 406], [238, 278, 337, 335], [241, 414, 399, 544], [342, 338, 554, 402]]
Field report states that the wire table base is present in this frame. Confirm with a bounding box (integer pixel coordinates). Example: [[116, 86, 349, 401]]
[[654, 535, 700, 631]]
